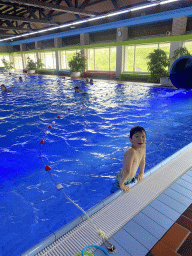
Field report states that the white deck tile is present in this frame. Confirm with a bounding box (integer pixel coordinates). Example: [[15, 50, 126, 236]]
[[141, 205, 174, 229], [123, 220, 158, 250], [181, 173, 192, 183], [170, 183, 192, 199], [112, 229, 148, 256], [132, 212, 166, 239], [156, 193, 187, 214], [176, 179, 192, 191], [149, 199, 180, 221], [185, 169, 192, 177], [164, 187, 192, 206], [94, 238, 131, 256]]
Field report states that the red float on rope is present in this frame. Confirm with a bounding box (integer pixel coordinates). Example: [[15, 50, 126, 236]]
[[48, 125, 52, 129], [45, 166, 51, 171], [40, 140, 45, 144], [68, 108, 71, 111], [57, 115, 60, 118], [82, 102, 84, 105]]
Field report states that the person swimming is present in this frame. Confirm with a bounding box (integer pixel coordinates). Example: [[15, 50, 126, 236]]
[[1, 84, 11, 92], [19, 76, 23, 81], [74, 86, 88, 94]]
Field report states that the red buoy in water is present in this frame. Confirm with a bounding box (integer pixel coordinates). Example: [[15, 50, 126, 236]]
[[45, 166, 51, 171], [57, 115, 60, 118], [68, 108, 71, 111], [40, 140, 45, 144], [48, 125, 52, 129]]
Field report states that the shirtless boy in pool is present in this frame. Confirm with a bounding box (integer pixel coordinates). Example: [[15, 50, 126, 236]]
[[115, 126, 146, 192]]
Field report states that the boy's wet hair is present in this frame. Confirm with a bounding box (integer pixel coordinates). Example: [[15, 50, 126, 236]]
[[74, 86, 79, 89], [130, 126, 146, 139]]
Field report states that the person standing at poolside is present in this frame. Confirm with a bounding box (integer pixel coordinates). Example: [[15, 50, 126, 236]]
[[113, 126, 146, 193]]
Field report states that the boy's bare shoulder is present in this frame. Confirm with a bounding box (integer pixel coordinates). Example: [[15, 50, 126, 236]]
[[124, 146, 136, 156]]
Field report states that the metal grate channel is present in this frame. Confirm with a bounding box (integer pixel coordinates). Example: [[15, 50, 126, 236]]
[[36, 146, 192, 256]]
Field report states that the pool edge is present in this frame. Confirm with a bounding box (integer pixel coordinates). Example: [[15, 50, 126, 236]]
[[20, 141, 192, 256]]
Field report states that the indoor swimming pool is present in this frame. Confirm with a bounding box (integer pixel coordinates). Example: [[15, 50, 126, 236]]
[[1, 74, 192, 256]]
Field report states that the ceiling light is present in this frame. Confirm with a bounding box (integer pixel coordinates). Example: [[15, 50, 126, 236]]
[[87, 15, 107, 21], [131, 3, 158, 12], [106, 10, 130, 17], [160, 0, 179, 4]]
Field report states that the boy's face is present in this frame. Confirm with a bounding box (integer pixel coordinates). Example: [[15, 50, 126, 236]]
[[130, 131, 146, 148]]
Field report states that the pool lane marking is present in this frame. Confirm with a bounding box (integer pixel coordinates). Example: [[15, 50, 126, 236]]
[[39, 106, 109, 247]]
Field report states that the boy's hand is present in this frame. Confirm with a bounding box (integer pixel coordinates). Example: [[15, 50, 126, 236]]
[[120, 183, 130, 192], [137, 173, 144, 182]]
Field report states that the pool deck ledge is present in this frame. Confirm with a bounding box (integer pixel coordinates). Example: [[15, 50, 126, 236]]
[[21, 142, 192, 256]]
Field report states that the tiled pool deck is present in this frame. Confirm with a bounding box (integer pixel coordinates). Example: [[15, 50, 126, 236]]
[[94, 168, 192, 256]]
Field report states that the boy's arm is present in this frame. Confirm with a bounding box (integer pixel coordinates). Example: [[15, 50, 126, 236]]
[[120, 149, 135, 189], [137, 146, 146, 182]]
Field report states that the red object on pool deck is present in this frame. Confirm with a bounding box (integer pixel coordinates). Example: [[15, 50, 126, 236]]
[[45, 166, 51, 171], [48, 125, 52, 129], [82, 70, 116, 79], [40, 140, 45, 144]]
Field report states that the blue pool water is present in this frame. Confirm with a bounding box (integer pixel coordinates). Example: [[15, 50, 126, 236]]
[[1, 74, 192, 256]]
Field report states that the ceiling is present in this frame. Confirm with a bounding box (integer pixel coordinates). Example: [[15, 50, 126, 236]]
[[0, 0, 192, 43]]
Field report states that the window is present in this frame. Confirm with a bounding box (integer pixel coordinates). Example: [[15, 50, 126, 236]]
[[66, 50, 78, 69], [124, 46, 135, 72], [110, 47, 116, 71], [135, 44, 158, 72], [13, 54, 23, 70], [87, 49, 94, 70], [24, 53, 37, 68], [0, 55, 10, 67], [44, 52, 56, 69], [95, 48, 109, 71], [184, 41, 192, 54]]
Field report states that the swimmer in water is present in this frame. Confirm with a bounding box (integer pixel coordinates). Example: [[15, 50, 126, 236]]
[[74, 86, 88, 94], [1, 84, 11, 92], [113, 126, 146, 192], [19, 76, 23, 81]]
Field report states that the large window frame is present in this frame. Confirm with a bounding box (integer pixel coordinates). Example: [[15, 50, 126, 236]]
[[123, 42, 170, 72]]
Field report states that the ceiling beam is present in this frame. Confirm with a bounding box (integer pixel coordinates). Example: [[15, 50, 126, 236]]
[[0, 32, 16, 36], [110, 0, 119, 9], [79, 0, 91, 10], [0, 13, 58, 25], [0, 25, 31, 31], [9, 0, 96, 16]]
